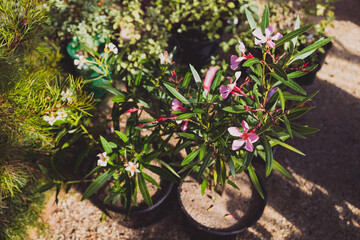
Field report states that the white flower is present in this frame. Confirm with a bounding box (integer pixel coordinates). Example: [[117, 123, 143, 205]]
[[61, 89, 74, 102], [105, 42, 118, 54], [125, 162, 140, 177], [74, 55, 86, 69], [56, 109, 68, 122], [158, 51, 173, 65], [97, 152, 109, 167], [43, 112, 57, 126]]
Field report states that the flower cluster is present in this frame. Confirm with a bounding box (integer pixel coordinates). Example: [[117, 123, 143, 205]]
[[43, 109, 68, 126]]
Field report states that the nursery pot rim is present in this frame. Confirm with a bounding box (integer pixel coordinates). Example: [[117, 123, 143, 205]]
[[96, 180, 174, 215], [176, 170, 267, 236]]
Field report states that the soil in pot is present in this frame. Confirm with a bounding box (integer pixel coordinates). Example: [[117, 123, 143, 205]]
[[178, 171, 266, 234]]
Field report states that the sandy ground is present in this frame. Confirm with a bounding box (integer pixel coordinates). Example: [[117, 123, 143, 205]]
[[33, 0, 360, 239]]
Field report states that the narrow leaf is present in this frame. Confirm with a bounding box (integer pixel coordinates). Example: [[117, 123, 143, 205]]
[[163, 82, 190, 105], [181, 149, 200, 166], [245, 8, 257, 30], [276, 24, 313, 47], [260, 5, 269, 33], [261, 136, 273, 177], [201, 178, 208, 196], [138, 172, 153, 207], [100, 136, 113, 154], [248, 165, 264, 199], [81, 171, 113, 200], [189, 64, 202, 89], [115, 130, 129, 143]]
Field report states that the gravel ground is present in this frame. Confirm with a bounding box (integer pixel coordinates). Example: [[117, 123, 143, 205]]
[[33, 0, 360, 239]]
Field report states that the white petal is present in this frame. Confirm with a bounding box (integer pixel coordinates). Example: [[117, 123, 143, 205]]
[[228, 127, 242, 137]]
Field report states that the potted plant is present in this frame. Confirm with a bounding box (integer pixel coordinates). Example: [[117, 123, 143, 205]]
[[154, 6, 332, 237]]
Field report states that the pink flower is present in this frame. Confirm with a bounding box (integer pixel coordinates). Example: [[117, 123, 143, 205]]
[[252, 26, 283, 49], [219, 71, 242, 99], [171, 99, 188, 132], [230, 41, 253, 70], [228, 121, 259, 152], [203, 66, 219, 94]]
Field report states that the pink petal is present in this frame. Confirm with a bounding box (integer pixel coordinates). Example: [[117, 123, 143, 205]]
[[232, 139, 245, 151], [266, 40, 276, 49], [220, 85, 230, 99], [241, 120, 249, 133], [238, 41, 246, 53], [203, 66, 219, 91], [252, 28, 265, 41], [227, 76, 233, 84], [248, 133, 259, 143], [244, 140, 254, 152], [265, 26, 274, 37], [230, 55, 240, 70], [181, 121, 188, 132], [171, 99, 186, 112], [272, 32, 283, 41], [254, 38, 265, 46], [228, 127, 242, 137]]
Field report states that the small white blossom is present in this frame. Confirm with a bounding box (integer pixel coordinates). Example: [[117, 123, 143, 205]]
[[125, 162, 140, 177], [61, 89, 74, 102], [56, 109, 68, 122], [105, 42, 118, 54], [158, 51, 173, 65], [97, 152, 109, 167], [43, 112, 57, 126], [74, 55, 86, 69]]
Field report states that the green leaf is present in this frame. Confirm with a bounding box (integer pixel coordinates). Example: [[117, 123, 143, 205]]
[[177, 132, 197, 139], [243, 58, 261, 67], [138, 172, 153, 207], [260, 5, 269, 33], [270, 138, 305, 156], [115, 130, 129, 143], [181, 149, 200, 166], [142, 172, 161, 189], [249, 73, 262, 86], [201, 178, 208, 196], [270, 73, 306, 95], [227, 179, 240, 190], [176, 113, 195, 121], [289, 37, 334, 64], [273, 160, 292, 178], [296, 91, 318, 107], [97, 85, 125, 97], [163, 82, 190, 105], [248, 165, 264, 199], [158, 160, 180, 178], [146, 164, 176, 182], [276, 24, 313, 47], [227, 156, 236, 177], [81, 170, 113, 201], [55, 128, 67, 144], [287, 106, 314, 120], [245, 8, 257, 30], [261, 136, 273, 177], [134, 72, 142, 86], [291, 124, 320, 135], [241, 150, 254, 170], [34, 182, 55, 193], [291, 15, 301, 48], [138, 100, 150, 109], [269, 63, 287, 80], [110, 95, 125, 103], [100, 136, 113, 154], [197, 151, 213, 180], [193, 108, 205, 114], [278, 88, 285, 113], [182, 72, 192, 89], [283, 115, 293, 138], [189, 64, 202, 89], [222, 105, 246, 113], [211, 70, 223, 92]]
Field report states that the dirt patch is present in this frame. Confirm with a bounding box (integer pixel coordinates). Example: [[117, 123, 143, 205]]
[[179, 171, 265, 230]]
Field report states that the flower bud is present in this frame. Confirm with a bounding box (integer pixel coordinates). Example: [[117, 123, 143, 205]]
[[203, 66, 219, 94]]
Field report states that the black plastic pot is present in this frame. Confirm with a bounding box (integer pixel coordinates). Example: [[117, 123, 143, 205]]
[[294, 39, 333, 85], [90, 180, 174, 228], [169, 29, 220, 70], [176, 171, 267, 239]]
